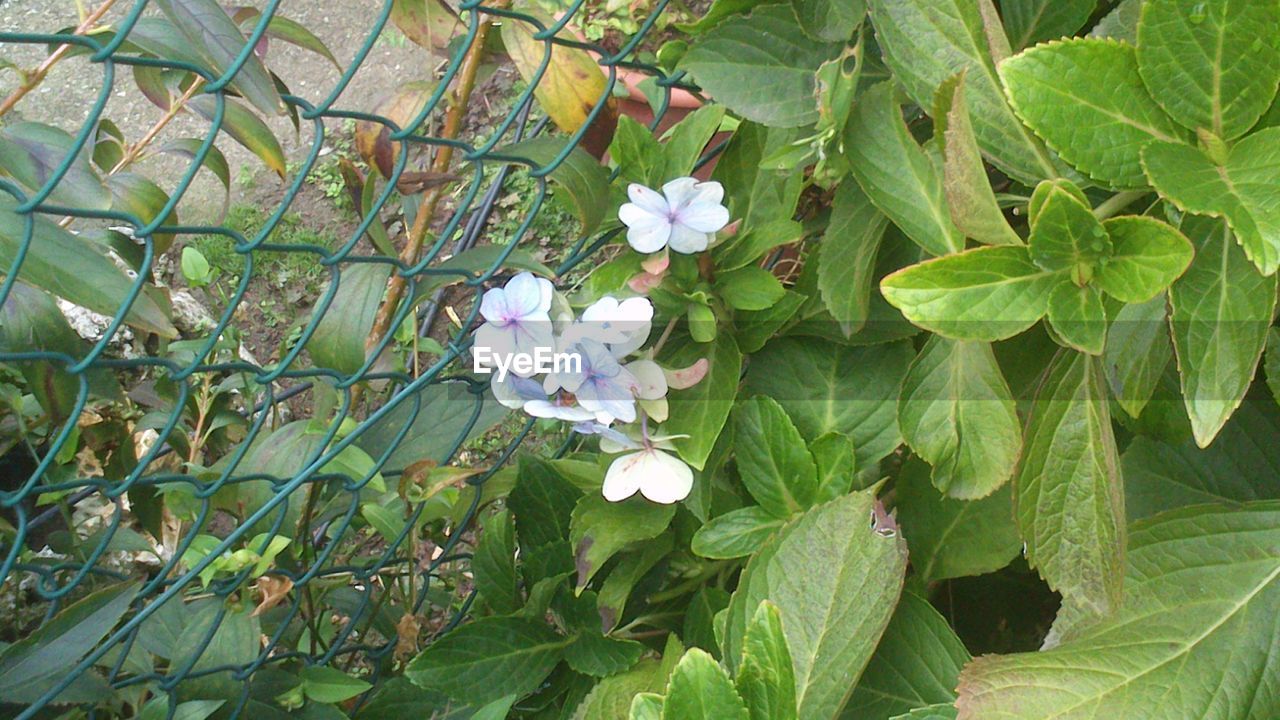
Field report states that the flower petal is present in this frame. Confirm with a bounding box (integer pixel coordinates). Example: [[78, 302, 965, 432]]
[[625, 359, 668, 400], [627, 183, 670, 215], [478, 286, 509, 325], [666, 223, 712, 254], [674, 200, 730, 234], [603, 452, 646, 502], [638, 449, 694, 504], [660, 177, 700, 208], [624, 213, 672, 254], [502, 272, 552, 318], [491, 373, 545, 409], [524, 399, 596, 422]]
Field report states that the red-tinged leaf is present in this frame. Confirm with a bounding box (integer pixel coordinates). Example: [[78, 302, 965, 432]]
[[187, 94, 286, 177], [0, 122, 112, 210], [389, 0, 463, 55], [152, 0, 285, 116], [229, 7, 341, 70], [108, 173, 179, 253], [158, 138, 231, 217], [355, 81, 436, 178]]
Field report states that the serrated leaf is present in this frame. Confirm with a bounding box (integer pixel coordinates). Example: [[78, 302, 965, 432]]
[[723, 490, 908, 720], [1141, 129, 1280, 275], [843, 591, 970, 719], [1046, 282, 1106, 355], [891, 706, 958, 720], [881, 245, 1062, 342], [744, 338, 913, 467], [691, 506, 786, 559], [571, 659, 667, 720], [817, 181, 890, 336], [662, 649, 749, 720], [1028, 179, 1109, 275], [732, 396, 818, 516], [846, 82, 963, 257], [1123, 397, 1280, 522], [736, 601, 797, 720], [791, 0, 863, 41], [1000, 38, 1188, 188], [1016, 350, 1125, 617], [404, 617, 570, 704], [1001, 0, 1096, 49], [473, 511, 521, 614], [681, 5, 842, 128], [1103, 294, 1172, 418], [570, 494, 675, 589], [868, 0, 1061, 184], [935, 72, 1022, 246], [663, 334, 741, 470], [898, 337, 1022, 499], [808, 432, 856, 502], [1170, 216, 1276, 447], [0, 121, 111, 210], [0, 197, 176, 337], [563, 593, 646, 677], [718, 266, 786, 311], [1136, 0, 1280, 139], [1095, 216, 1194, 302], [153, 0, 283, 116], [1091, 0, 1142, 41], [895, 457, 1021, 583], [956, 502, 1280, 720]]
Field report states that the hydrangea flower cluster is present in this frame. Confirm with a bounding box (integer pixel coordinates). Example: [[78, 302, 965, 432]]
[[473, 272, 698, 504]]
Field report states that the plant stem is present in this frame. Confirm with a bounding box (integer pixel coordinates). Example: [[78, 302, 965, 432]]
[[1092, 190, 1148, 220], [361, 6, 502, 365], [0, 0, 119, 118]]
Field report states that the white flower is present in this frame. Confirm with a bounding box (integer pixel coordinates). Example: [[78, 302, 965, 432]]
[[490, 373, 546, 410], [603, 447, 693, 504], [473, 272, 554, 377], [618, 178, 730, 254], [544, 339, 638, 424], [561, 295, 654, 358]]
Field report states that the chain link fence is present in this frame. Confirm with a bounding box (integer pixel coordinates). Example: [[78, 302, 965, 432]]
[[0, 1, 686, 715]]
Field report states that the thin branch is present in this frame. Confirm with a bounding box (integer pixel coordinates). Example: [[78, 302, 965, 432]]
[[0, 0, 119, 118]]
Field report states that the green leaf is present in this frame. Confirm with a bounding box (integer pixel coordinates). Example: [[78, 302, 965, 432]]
[[791, 0, 863, 42], [230, 7, 342, 70], [138, 699, 225, 720], [1103, 294, 1172, 418], [735, 290, 806, 353], [1095, 216, 1194, 302], [356, 381, 509, 473], [562, 592, 646, 677], [677, 0, 769, 32], [680, 4, 842, 128], [508, 456, 583, 553], [158, 138, 231, 207], [1028, 179, 1110, 275], [691, 506, 786, 559], [1136, 0, 1280, 139], [0, 283, 98, 421], [1000, 38, 1188, 188], [0, 197, 177, 337], [571, 658, 668, 720], [1142, 129, 1280, 275], [1091, 0, 1143, 41], [0, 121, 111, 210], [658, 105, 727, 181], [473, 511, 521, 614], [663, 334, 742, 470], [892, 705, 958, 720], [956, 502, 1280, 720], [661, 649, 750, 720], [744, 338, 913, 467], [718, 266, 786, 311], [570, 494, 675, 589], [500, 137, 611, 233], [712, 122, 805, 228], [935, 72, 1022, 246], [723, 490, 908, 720], [108, 171, 178, 252], [632, 693, 665, 720], [301, 666, 373, 704], [1016, 350, 1125, 617], [898, 337, 1022, 499], [1046, 282, 1106, 355], [0, 582, 138, 703], [153, 0, 284, 116], [894, 456, 1021, 583], [817, 180, 891, 336], [736, 601, 797, 720], [405, 616, 571, 704], [1123, 397, 1280, 522], [880, 246, 1061, 341], [732, 396, 819, 516], [1001, 0, 1096, 49], [598, 537, 675, 631], [867, 0, 1060, 184], [307, 263, 390, 375], [844, 591, 970, 720], [846, 82, 963, 257], [1170, 216, 1276, 447], [188, 94, 287, 177], [808, 432, 856, 502]]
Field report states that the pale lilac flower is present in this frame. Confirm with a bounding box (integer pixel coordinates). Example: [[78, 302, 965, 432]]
[[603, 447, 693, 504], [561, 295, 654, 357], [524, 394, 597, 422], [473, 272, 554, 377], [490, 373, 546, 410], [618, 178, 730, 254], [545, 338, 638, 424]]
